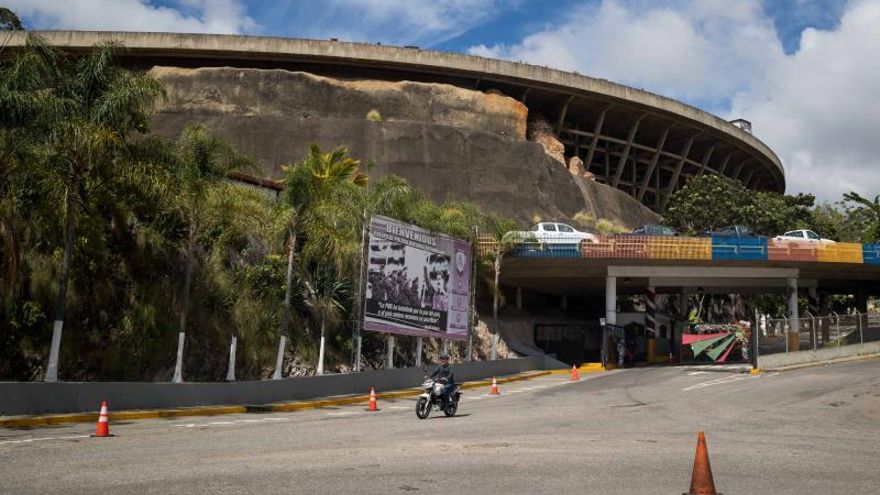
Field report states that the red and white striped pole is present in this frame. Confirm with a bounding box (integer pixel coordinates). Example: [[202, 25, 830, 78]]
[[645, 286, 657, 337]]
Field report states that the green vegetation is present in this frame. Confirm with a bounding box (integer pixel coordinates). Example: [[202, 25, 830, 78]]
[[664, 175, 877, 242], [0, 35, 517, 381], [365, 109, 382, 122]]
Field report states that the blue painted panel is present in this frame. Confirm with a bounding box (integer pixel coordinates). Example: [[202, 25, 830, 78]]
[[511, 242, 581, 259], [711, 237, 768, 261], [864, 244, 880, 265]]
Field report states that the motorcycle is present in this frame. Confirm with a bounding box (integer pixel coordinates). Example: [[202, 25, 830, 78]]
[[415, 377, 461, 419]]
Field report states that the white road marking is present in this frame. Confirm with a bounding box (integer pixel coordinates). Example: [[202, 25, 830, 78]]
[[688, 371, 709, 376], [387, 406, 409, 410], [325, 411, 358, 417], [173, 417, 289, 428], [0, 435, 90, 445], [683, 375, 758, 392]]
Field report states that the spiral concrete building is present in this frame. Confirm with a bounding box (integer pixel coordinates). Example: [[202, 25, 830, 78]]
[[7, 31, 785, 221]]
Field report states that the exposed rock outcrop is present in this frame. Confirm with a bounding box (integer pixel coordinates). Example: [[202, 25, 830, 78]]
[[527, 116, 566, 164], [150, 66, 527, 139], [148, 66, 659, 229]]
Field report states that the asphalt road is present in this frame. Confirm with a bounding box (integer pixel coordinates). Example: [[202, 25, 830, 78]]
[[2, 359, 879, 494]]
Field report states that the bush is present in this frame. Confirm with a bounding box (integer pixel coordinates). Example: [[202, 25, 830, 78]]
[[366, 109, 382, 122]]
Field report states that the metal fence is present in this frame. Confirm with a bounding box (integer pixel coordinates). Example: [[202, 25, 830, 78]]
[[758, 311, 880, 356]]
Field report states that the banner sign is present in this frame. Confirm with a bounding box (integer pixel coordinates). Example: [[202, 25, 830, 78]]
[[364, 215, 471, 340]]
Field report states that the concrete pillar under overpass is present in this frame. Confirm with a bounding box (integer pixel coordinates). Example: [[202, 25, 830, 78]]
[[605, 276, 617, 325], [788, 277, 800, 352]]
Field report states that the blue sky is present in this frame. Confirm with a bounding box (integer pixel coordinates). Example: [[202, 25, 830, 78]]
[[5, 0, 879, 200]]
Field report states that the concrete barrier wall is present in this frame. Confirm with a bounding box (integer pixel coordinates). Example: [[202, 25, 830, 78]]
[[758, 342, 880, 370], [0, 357, 543, 417]]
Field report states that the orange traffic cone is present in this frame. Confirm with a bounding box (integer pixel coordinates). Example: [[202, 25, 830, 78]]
[[489, 377, 500, 395], [93, 401, 111, 437], [685, 431, 720, 495], [570, 364, 580, 381], [367, 387, 378, 411]]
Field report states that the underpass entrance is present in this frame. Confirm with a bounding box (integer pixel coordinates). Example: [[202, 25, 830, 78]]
[[534, 324, 603, 366]]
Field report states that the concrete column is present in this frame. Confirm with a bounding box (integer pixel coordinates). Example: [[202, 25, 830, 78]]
[[272, 335, 286, 380], [605, 276, 617, 325], [225, 336, 237, 382], [441, 339, 449, 355], [515, 287, 523, 310], [807, 287, 819, 349], [415, 337, 423, 367], [386, 335, 395, 369], [172, 332, 185, 383], [855, 290, 868, 314], [645, 286, 657, 336], [788, 278, 800, 351], [807, 287, 819, 316]]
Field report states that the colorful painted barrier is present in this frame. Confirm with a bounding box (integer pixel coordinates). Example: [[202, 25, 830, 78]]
[[767, 239, 819, 262], [864, 244, 880, 265], [646, 236, 712, 260], [480, 233, 877, 266], [711, 237, 768, 261], [582, 236, 648, 259], [817, 242, 864, 263]]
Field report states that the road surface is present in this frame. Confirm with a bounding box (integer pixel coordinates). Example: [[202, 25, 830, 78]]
[[2, 359, 879, 494]]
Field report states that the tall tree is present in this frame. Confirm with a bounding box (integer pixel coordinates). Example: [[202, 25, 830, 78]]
[[164, 124, 253, 382], [0, 7, 22, 31], [278, 144, 366, 375], [482, 214, 518, 360], [8, 39, 165, 381], [842, 192, 880, 243]]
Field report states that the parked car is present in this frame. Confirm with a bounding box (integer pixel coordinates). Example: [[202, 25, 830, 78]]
[[773, 229, 835, 244], [629, 224, 679, 236], [699, 225, 767, 239], [504, 222, 598, 244]]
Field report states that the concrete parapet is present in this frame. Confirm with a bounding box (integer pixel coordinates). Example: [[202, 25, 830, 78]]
[[757, 342, 880, 370], [0, 357, 542, 417]]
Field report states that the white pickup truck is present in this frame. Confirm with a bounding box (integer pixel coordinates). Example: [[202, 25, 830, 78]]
[[504, 222, 598, 244], [773, 229, 835, 244]]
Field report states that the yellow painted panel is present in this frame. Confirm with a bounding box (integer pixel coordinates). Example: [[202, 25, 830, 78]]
[[817, 242, 864, 263], [647, 236, 712, 260]]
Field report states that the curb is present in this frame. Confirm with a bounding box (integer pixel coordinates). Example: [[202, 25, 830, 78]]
[[0, 370, 553, 429], [762, 352, 880, 372], [547, 363, 605, 375]]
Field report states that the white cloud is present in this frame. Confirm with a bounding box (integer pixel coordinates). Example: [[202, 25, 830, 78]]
[[469, 0, 880, 201], [468, 0, 783, 107], [5, 0, 255, 34], [730, 0, 880, 200], [281, 0, 513, 47]]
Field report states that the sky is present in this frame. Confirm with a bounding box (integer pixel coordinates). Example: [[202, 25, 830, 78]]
[[5, 0, 878, 202]]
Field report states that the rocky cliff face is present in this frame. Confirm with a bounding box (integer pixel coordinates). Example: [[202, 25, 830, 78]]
[[148, 66, 658, 228]]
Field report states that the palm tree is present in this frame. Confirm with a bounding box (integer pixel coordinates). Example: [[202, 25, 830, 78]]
[[843, 192, 880, 242], [164, 124, 254, 382], [0, 35, 60, 318], [479, 214, 519, 360], [276, 144, 366, 377], [302, 265, 348, 375], [11, 39, 165, 382]]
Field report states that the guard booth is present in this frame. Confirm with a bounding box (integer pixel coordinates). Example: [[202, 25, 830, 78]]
[[534, 324, 603, 366]]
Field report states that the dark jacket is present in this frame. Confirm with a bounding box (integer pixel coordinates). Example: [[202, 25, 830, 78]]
[[430, 364, 454, 384]]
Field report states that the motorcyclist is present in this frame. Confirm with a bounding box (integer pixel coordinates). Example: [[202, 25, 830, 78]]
[[429, 353, 455, 406]]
